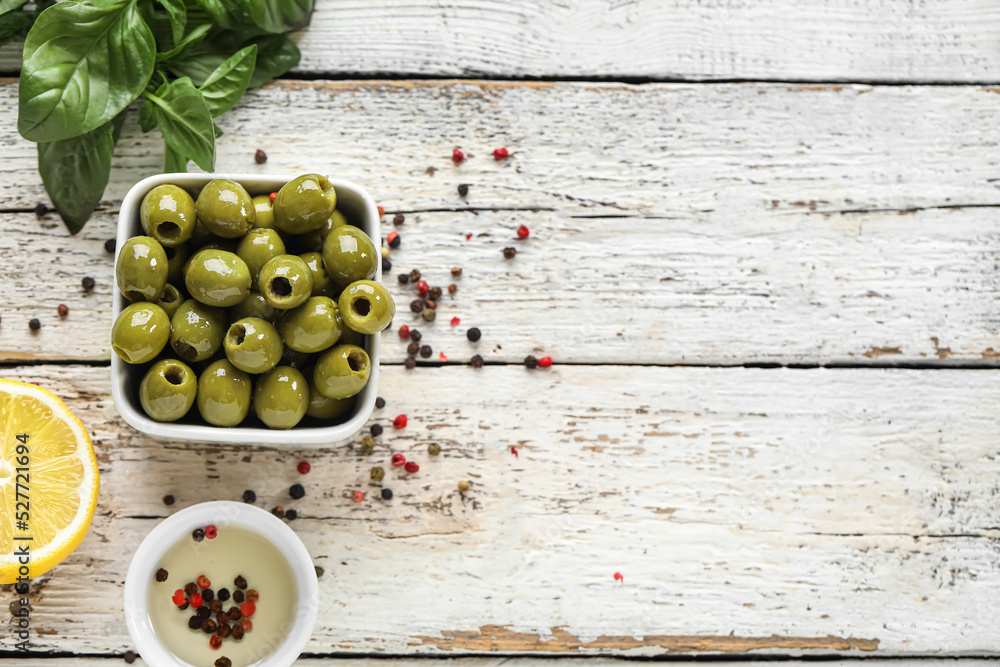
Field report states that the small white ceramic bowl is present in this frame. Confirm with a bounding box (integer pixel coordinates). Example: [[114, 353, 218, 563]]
[[111, 173, 380, 445], [124, 501, 319, 667]]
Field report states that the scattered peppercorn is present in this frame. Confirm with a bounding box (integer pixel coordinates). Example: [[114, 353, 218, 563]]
[[192, 528, 205, 542], [370, 466, 385, 482], [538, 356, 553, 367], [351, 490, 365, 503], [197, 575, 211, 588], [242, 490, 256, 503], [409, 269, 422, 282], [428, 286, 442, 300], [415, 280, 429, 297], [377, 205, 385, 218], [246, 590, 259, 602], [218, 588, 231, 602], [197, 605, 211, 618], [155, 568, 168, 582], [382, 245, 391, 259], [410, 329, 422, 342], [124, 651, 137, 664], [382, 257, 392, 272], [393, 213, 405, 226], [297, 461, 311, 475], [393, 414, 408, 429], [407, 341, 420, 355], [231, 624, 245, 640], [375, 397, 386, 409], [28, 318, 40, 332], [398, 323, 410, 340], [241, 601, 256, 617], [450, 316, 460, 326], [410, 299, 424, 313], [271, 506, 285, 518], [387, 231, 400, 248], [204, 590, 217, 605], [419, 345, 432, 358], [82, 276, 95, 291], [398, 273, 410, 285], [189, 615, 203, 630], [448, 284, 457, 294], [381, 488, 393, 500], [104, 238, 116, 254], [190, 593, 203, 608], [493, 147, 509, 160], [422, 308, 436, 322], [405, 461, 419, 473], [228, 605, 242, 619], [161, 494, 175, 506], [439, 351, 448, 362], [458, 480, 470, 492], [269, 191, 277, 202], [185, 582, 198, 596], [404, 357, 416, 369], [315, 566, 325, 578], [216, 656, 232, 667], [34, 203, 49, 217], [254, 149, 267, 164], [391, 453, 407, 467], [370, 423, 383, 437], [470, 354, 484, 368], [360, 434, 375, 454], [451, 266, 463, 277], [524, 355, 539, 369], [284, 509, 297, 520], [424, 299, 437, 310], [289, 483, 305, 499], [503, 247, 516, 259], [452, 149, 465, 164], [458, 183, 469, 197], [517, 225, 530, 239], [467, 327, 481, 342], [428, 442, 441, 456], [234, 575, 247, 590], [205, 525, 217, 540]]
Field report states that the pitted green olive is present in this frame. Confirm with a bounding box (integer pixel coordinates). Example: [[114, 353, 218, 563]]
[[111, 302, 170, 364], [322, 225, 377, 286], [273, 173, 336, 234], [195, 179, 255, 238], [338, 279, 395, 334], [254, 366, 309, 429], [140, 359, 197, 422], [313, 344, 370, 399], [140, 184, 196, 247], [117, 235, 168, 302], [184, 249, 252, 308]]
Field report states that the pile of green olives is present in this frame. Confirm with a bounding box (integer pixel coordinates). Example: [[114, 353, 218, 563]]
[[112, 175, 394, 430]]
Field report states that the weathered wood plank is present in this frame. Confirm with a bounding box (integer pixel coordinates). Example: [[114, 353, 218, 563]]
[[3, 80, 1000, 364], [14, 661, 1000, 667], [3, 2, 1000, 82], [1, 364, 999, 655]]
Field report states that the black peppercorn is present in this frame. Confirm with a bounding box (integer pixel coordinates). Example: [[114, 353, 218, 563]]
[[419, 345, 432, 358], [33, 203, 48, 217], [185, 582, 198, 596], [188, 615, 203, 629], [381, 488, 393, 500], [410, 299, 424, 313], [254, 149, 267, 164], [467, 327, 481, 342], [155, 568, 168, 582], [458, 183, 469, 197], [124, 651, 137, 664], [398, 273, 410, 285], [216, 657, 232, 667], [470, 354, 484, 368], [218, 588, 230, 602], [451, 267, 462, 277], [407, 341, 420, 355], [271, 506, 285, 518], [201, 619, 217, 634], [82, 276, 96, 291], [371, 423, 383, 437], [202, 588, 215, 603], [388, 234, 401, 249], [375, 397, 385, 409], [192, 528, 205, 542], [209, 598, 222, 612], [242, 489, 256, 503], [228, 605, 242, 620], [428, 286, 442, 300], [404, 357, 416, 369], [393, 213, 405, 225], [382, 257, 392, 272], [289, 483, 305, 499], [448, 284, 457, 294], [524, 355, 539, 369], [196, 605, 211, 618], [231, 624, 245, 640], [285, 509, 298, 520], [409, 269, 421, 282], [234, 575, 247, 590], [28, 318, 40, 332], [104, 238, 116, 254], [503, 247, 516, 259], [162, 494, 175, 506], [409, 329, 422, 342], [218, 624, 232, 639]]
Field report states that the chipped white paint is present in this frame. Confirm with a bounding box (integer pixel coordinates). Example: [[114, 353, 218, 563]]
[[3, 81, 1000, 363], [1, 364, 999, 655], [3, 2, 1000, 81]]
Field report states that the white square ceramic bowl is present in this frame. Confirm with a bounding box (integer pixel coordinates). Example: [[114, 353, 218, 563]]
[[111, 173, 380, 445]]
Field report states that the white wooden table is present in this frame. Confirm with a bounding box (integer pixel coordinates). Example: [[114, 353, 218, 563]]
[[3, 3, 1000, 665]]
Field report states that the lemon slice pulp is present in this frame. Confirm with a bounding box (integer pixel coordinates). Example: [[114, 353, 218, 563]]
[[0, 379, 99, 582]]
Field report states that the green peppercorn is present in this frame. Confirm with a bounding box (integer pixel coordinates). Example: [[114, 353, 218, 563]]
[[428, 442, 441, 456], [370, 466, 385, 482], [359, 434, 374, 454]]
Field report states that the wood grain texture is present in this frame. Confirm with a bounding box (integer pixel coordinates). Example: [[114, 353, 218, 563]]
[[1, 364, 999, 656], [3, 2, 1000, 82]]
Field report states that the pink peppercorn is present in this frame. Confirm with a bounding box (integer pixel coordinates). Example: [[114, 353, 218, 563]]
[[493, 147, 509, 160], [391, 453, 406, 467], [297, 461, 311, 475], [398, 324, 410, 340], [538, 356, 552, 367], [450, 317, 460, 326], [393, 414, 407, 429], [452, 149, 465, 164], [405, 461, 419, 474], [351, 490, 365, 503], [517, 225, 529, 239]]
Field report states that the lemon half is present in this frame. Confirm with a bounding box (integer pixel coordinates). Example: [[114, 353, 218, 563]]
[[0, 379, 99, 582]]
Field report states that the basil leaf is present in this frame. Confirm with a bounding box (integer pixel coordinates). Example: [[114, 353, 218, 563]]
[[249, 33, 299, 87], [192, 0, 245, 29], [214, 122, 224, 138], [18, 0, 155, 142], [155, 0, 186, 44], [155, 22, 211, 63], [138, 97, 158, 132], [163, 141, 187, 173], [0, 7, 31, 46], [147, 77, 215, 172], [198, 44, 255, 117], [236, 0, 312, 33], [0, 0, 28, 13], [36, 113, 125, 234]]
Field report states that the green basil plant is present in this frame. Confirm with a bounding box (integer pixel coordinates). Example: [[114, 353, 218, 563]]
[[4, 0, 313, 233]]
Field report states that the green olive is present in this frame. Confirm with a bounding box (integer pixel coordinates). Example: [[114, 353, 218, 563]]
[[254, 366, 309, 429], [154, 283, 184, 319], [313, 344, 370, 399], [140, 184, 196, 247], [165, 243, 190, 284], [278, 296, 342, 353], [280, 346, 314, 370], [117, 235, 168, 302], [140, 359, 197, 422], [338, 280, 395, 334], [170, 300, 227, 362], [229, 292, 280, 323], [195, 178, 255, 238], [329, 210, 349, 229], [188, 217, 216, 248], [237, 228, 286, 285], [251, 194, 276, 229], [299, 252, 332, 296], [224, 317, 283, 374], [322, 225, 377, 286], [111, 302, 170, 364], [306, 373, 354, 420], [258, 254, 313, 310], [273, 173, 337, 234], [197, 359, 252, 427], [184, 249, 252, 308], [297, 210, 349, 252], [338, 326, 366, 348]]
